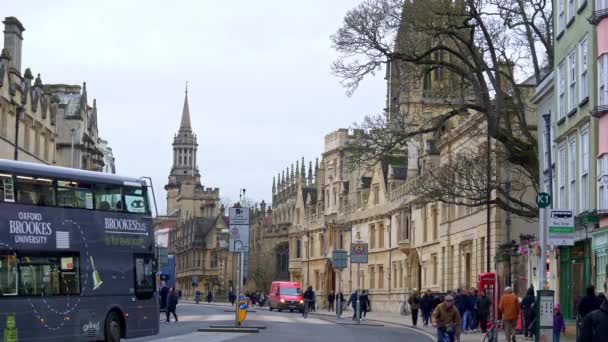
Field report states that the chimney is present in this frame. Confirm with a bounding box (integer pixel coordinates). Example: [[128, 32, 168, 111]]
[[3, 17, 25, 74]]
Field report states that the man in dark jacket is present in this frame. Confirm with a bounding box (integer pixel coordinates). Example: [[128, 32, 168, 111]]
[[581, 277, 608, 342], [328, 291, 335, 312], [454, 289, 466, 318], [520, 286, 536, 339], [166, 287, 179, 322], [409, 289, 421, 326], [578, 285, 601, 319], [420, 289, 434, 327], [159, 283, 169, 312], [304, 286, 314, 312], [466, 288, 478, 332], [347, 290, 359, 320], [476, 289, 491, 333]]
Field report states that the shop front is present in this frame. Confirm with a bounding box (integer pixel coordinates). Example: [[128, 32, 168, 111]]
[[558, 213, 597, 320], [559, 240, 592, 320], [592, 228, 608, 290]]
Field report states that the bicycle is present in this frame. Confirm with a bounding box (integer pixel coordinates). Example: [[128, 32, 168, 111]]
[[482, 320, 502, 342], [302, 299, 310, 319], [434, 323, 458, 342]]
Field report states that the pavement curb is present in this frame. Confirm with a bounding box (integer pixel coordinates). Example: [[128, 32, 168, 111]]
[[197, 327, 259, 333]]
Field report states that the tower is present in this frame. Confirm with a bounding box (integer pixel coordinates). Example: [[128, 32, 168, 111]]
[[165, 89, 200, 215]]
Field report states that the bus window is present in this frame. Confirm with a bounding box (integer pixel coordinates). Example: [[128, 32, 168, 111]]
[[0, 174, 15, 203], [19, 254, 80, 296], [125, 187, 147, 214], [134, 255, 155, 300], [57, 181, 94, 210], [95, 185, 122, 211], [0, 255, 18, 296], [15, 176, 55, 206]]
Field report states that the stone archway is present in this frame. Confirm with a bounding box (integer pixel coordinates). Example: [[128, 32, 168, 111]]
[[324, 260, 336, 309]]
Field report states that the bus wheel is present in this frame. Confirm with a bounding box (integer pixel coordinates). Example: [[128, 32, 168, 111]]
[[104, 311, 122, 342]]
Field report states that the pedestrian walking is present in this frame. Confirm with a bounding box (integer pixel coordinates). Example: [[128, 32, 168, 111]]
[[195, 290, 201, 304], [420, 289, 434, 327], [361, 290, 370, 319], [260, 292, 267, 307], [520, 285, 536, 340], [206, 290, 213, 304], [159, 282, 169, 312], [328, 291, 335, 312], [347, 290, 359, 320], [408, 288, 421, 326], [578, 285, 601, 318], [229, 290, 236, 306], [311, 288, 316, 312], [498, 286, 520, 342], [475, 289, 491, 334], [553, 304, 565, 342], [337, 291, 345, 313], [454, 289, 466, 324], [166, 287, 179, 322], [432, 295, 461, 342], [581, 277, 608, 342], [463, 288, 476, 333]]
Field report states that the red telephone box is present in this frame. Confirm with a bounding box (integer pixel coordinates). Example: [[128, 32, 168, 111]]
[[478, 272, 501, 328]]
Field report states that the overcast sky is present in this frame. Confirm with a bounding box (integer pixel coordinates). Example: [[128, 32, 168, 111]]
[[2, 0, 385, 214]]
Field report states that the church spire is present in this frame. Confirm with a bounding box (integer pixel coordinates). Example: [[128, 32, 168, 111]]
[[179, 84, 192, 132]]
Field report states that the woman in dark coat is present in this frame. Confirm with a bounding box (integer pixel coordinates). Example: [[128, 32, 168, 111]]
[[520, 286, 536, 339], [166, 287, 179, 322]]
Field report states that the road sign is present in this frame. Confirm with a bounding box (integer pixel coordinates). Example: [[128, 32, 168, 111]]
[[332, 249, 348, 269], [229, 224, 249, 252], [229, 207, 250, 225], [548, 209, 575, 246], [351, 242, 368, 264], [237, 299, 248, 323], [536, 192, 552, 208]]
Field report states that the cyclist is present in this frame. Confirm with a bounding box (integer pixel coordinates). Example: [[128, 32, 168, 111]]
[[432, 295, 461, 342]]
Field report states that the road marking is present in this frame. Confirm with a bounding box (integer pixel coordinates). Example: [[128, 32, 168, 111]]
[[145, 332, 247, 342]]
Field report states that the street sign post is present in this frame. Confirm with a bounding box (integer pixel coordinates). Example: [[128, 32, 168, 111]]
[[548, 209, 575, 246], [350, 242, 368, 264], [350, 242, 368, 325], [332, 249, 348, 269], [536, 192, 552, 208], [229, 207, 249, 225], [332, 249, 348, 319], [229, 206, 249, 328], [229, 225, 249, 252]]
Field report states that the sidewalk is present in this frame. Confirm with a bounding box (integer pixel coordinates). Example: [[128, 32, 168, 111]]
[[181, 302, 576, 341], [304, 308, 576, 342]]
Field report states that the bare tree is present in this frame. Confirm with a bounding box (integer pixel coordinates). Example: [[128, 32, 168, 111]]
[[332, 0, 551, 218]]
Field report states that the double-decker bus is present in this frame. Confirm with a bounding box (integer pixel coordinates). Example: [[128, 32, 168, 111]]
[[0, 160, 158, 342]]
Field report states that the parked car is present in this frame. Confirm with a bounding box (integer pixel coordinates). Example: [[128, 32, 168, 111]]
[[268, 281, 304, 313]]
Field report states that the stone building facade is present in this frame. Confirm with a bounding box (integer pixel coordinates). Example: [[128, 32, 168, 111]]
[[258, 7, 539, 314], [0, 17, 114, 170], [0, 18, 56, 164], [166, 91, 235, 299]]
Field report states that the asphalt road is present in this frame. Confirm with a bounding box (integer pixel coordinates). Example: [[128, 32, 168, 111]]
[[126, 303, 434, 342]]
